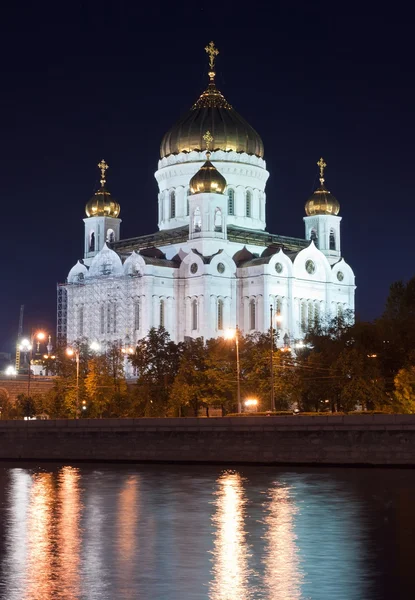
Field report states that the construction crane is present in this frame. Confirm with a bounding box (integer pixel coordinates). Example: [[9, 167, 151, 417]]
[[15, 305, 24, 372]]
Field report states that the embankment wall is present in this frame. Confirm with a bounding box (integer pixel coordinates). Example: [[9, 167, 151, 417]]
[[1, 415, 415, 465]]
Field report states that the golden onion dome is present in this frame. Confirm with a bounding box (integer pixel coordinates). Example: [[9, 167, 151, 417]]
[[160, 42, 264, 159], [189, 150, 227, 195], [85, 160, 121, 218], [305, 158, 340, 216]]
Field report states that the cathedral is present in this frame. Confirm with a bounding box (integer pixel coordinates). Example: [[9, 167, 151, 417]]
[[58, 42, 355, 350]]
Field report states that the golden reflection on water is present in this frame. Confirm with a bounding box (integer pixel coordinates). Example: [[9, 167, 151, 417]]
[[116, 475, 139, 594], [209, 471, 252, 600], [57, 467, 82, 599], [24, 472, 55, 600], [263, 485, 303, 599]]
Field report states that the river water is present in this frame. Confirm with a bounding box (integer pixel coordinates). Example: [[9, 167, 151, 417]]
[[0, 463, 413, 599]]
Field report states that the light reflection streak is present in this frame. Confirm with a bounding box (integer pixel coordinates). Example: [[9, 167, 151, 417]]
[[116, 475, 139, 596], [3, 470, 32, 600], [57, 466, 82, 599], [24, 472, 55, 600], [263, 485, 303, 599], [209, 471, 252, 600]]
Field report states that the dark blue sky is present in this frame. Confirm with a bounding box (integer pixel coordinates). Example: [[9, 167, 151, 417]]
[[0, 1, 413, 352]]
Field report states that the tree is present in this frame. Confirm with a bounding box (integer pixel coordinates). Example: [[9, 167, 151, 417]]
[[394, 366, 415, 413], [129, 328, 181, 416], [169, 338, 208, 416]]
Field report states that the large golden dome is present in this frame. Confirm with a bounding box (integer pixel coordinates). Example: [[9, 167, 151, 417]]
[[305, 158, 340, 216], [189, 133, 227, 194], [85, 160, 121, 218], [160, 42, 264, 159]]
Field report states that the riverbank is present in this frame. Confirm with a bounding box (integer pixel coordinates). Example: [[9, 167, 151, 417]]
[[1, 415, 415, 466]]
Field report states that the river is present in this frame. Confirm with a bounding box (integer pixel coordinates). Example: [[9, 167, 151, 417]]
[[0, 463, 413, 599]]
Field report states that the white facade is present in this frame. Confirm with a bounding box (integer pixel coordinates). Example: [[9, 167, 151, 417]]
[[59, 72, 355, 349]]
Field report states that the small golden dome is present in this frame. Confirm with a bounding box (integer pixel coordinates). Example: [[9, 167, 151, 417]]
[[85, 160, 121, 218], [305, 184, 340, 216], [305, 157, 340, 216], [189, 132, 227, 194], [189, 156, 227, 195]]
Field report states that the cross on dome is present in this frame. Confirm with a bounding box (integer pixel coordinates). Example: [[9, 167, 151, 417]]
[[98, 159, 109, 186], [205, 41, 219, 80], [203, 130, 214, 156], [317, 157, 327, 185]]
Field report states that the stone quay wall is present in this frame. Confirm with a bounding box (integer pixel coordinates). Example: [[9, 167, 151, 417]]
[[1, 415, 415, 465]]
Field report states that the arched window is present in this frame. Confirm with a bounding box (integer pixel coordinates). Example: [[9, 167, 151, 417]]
[[192, 299, 198, 331], [228, 189, 235, 215], [107, 304, 111, 334], [113, 302, 117, 333], [301, 301, 307, 333], [170, 191, 176, 218], [314, 302, 320, 327], [107, 229, 115, 243], [329, 229, 336, 250], [246, 190, 252, 217], [78, 306, 84, 336], [160, 300, 165, 328], [308, 302, 314, 328], [249, 299, 256, 330], [193, 207, 201, 232], [186, 188, 190, 216], [134, 300, 140, 331], [217, 299, 224, 331], [310, 228, 318, 248], [100, 305, 105, 335], [214, 208, 222, 232], [276, 297, 282, 329], [160, 193, 164, 221], [89, 231, 95, 252]]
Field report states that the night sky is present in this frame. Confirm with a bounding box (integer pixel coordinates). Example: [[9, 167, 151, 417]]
[[0, 2, 413, 353]]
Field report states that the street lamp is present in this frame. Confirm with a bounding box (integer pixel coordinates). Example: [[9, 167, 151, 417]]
[[269, 306, 282, 413], [225, 327, 241, 413], [66, 347, 80, 418], [244, 398, 258, 412], [90, 341, 100, 352]]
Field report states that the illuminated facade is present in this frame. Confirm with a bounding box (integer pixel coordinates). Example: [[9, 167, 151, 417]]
[[59, 42, 355, 348]]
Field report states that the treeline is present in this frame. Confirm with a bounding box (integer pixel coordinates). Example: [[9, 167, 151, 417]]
[[6, 277, 415, 418]]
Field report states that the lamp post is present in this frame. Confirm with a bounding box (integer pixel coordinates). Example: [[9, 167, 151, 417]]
[[66, 347, 80, 418], [225, 327, 241, 413], [270, 306, 283, 413]]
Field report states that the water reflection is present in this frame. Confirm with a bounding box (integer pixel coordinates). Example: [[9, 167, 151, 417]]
[[57, 467, 82, 599], [24, 472, 55, 599], [116, 475, 139, 597], [210, 471, 252, 600], [263, 484, 303, 599]]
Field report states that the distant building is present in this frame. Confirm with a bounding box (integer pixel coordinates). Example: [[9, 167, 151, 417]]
[[58, 43, 355, 348]]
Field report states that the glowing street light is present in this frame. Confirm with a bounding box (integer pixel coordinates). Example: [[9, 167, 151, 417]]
[[5, 366, 16, 376], [90, 341, 100, 352], [66, 347, 80, 418], [244, 398, 258, 412], [225, 327, 241, 413]]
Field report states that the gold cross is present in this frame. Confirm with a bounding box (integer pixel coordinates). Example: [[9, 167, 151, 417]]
[[317, 157, 327, 182], [205, 41, 219, 71], [203, 130, 214, 153], [98, 159, 109, 185]]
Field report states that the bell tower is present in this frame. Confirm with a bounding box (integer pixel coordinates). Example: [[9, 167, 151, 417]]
[[83, 160, 122, 264], [303, 158, 342, 263]]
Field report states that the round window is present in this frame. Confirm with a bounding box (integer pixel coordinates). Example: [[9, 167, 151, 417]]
[[337, 271, 344, 282], [217, 262, 225, 274], [190, 263, 198, 274], [305, 260, 315, 274], [275, 262, 283, 274]]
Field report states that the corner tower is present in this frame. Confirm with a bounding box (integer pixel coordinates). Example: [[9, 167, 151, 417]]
[[303, 158, 341, 263], [155, 42, 269, 232], [83, 160, 121, 264]]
